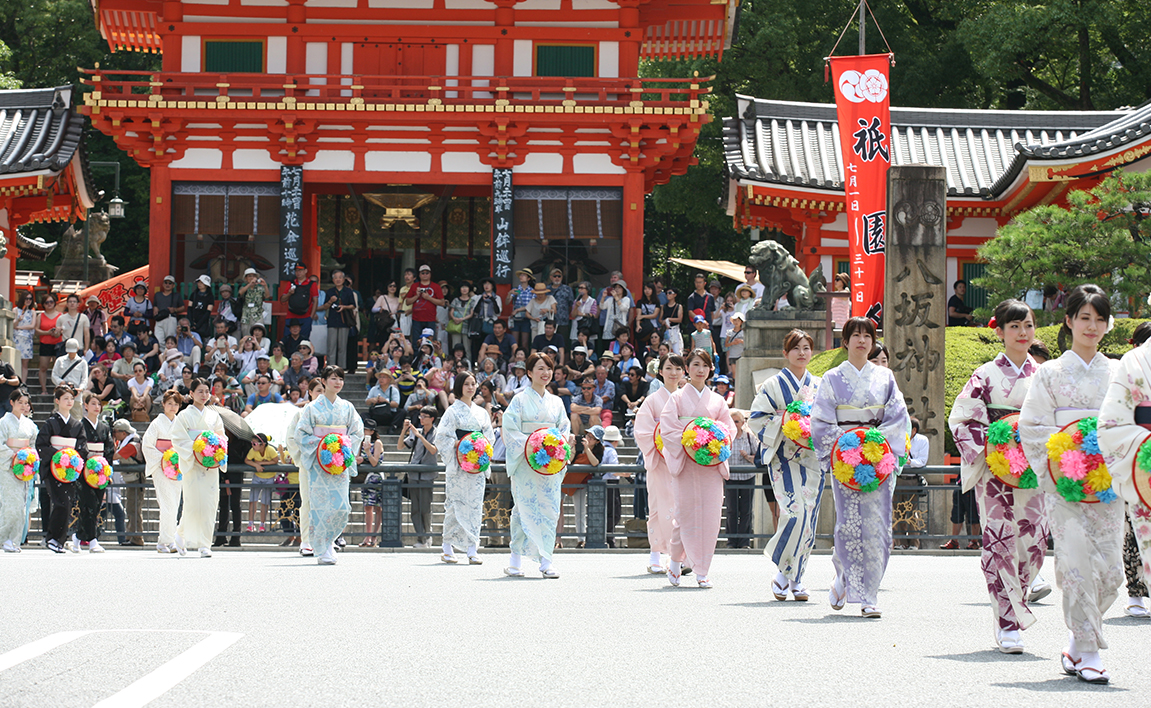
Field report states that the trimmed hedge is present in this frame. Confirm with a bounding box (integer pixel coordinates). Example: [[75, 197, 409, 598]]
[[806, 320, 1148, 455]]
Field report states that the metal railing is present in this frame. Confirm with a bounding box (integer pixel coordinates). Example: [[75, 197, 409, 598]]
[[36, 463, 985, 550]]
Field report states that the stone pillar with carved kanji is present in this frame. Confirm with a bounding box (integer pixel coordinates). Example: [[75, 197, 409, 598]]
[[885, 165, 947, 543], [885, 165, 946, 464]]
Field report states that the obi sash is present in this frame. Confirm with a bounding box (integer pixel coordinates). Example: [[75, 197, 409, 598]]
[[155, 438, 173, 452], [315, 425, 347, 437], [50, 435, 77, 450], [1135, 404, 1151, 432], [6, 437, 29, 450], [519, 420, 552, 434], [1054, 407, 1096, 427], [835, 405, 883, 429], [987, 404, 1019, 424], [87, 442, 104, 455]]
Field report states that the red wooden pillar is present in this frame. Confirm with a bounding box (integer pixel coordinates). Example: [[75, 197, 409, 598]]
[[150, 164, 172, 280], [621, 169, 644, 293], [618, 0, 640, 77], [494, 0, 515, 76], [286, 0, 307, 75]]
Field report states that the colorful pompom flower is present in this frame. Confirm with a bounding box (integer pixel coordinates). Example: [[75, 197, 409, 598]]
[[11, 447, 38, 482], [1049, 417, 1115, 503], [984, 414, 1036, 489], [526, 427, 572, 475], [832, 428, 894, 493], [680, 417, 732, 467], [161, 449, 181, 481], [84, 456, 113, 489], [317, 433, 353, 475], [781, 401, 813, 449], [457, 431, 494, 475], [50, 447, 84, 483], [192, 431, 227, 469]]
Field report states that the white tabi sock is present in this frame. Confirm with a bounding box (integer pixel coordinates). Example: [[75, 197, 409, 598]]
[[670, 560, 682, 575], [649, 551, 661, 566], [509, 551, 522, 569], [466, 544, 477, 557], [442, 542, 453, 556], [539, 557, 552, 572]]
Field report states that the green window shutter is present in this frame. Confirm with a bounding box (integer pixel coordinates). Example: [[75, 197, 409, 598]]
[[204, 41, 264, 73], [535, 45, 595, 78], [961, 262, 989, 311]]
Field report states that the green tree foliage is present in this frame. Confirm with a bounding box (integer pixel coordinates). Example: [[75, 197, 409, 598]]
[[0, 0, 158, 277], [0, 39, 19, 89], [975, 171, 1151, 319]]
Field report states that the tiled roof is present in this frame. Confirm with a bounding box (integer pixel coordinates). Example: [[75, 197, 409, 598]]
[[724, 95, 1130, 198], [0, 86, 87, 175]]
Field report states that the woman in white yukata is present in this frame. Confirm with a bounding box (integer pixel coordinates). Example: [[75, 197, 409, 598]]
[[286, 377, 326, 555], [0, 390, 38, 553], [811, 316, 909, 619], [172, 377, 227, 558], [660, 348, 735, 589], [748, 328, 822, 602], [295, 365, 365, 566], [633, 354, 685, 575], [1020, 284, 1121, 684], [143, 389, 184, 554], [949, 299, 1046, 653], [502, 352, 572, 579], [435, 372, 495, 565]]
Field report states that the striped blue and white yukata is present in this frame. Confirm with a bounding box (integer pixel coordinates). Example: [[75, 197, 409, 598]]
[[748, 368, 823, 583]]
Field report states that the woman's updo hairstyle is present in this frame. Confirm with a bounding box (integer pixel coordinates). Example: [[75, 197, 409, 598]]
[[1060, 284, 1111, 341], [991, 298, 1033, 330]]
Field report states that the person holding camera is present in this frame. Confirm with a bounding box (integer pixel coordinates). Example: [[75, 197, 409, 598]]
[[238, 268, 269, 334], [324, 270, 358, 375], [281, 262, 320, 340], [405, 265, 445, 350], [399, 406, 439, 548], [153, 275, 185, 344]]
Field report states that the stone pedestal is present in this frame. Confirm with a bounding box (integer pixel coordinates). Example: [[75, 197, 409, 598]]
[[734, 309, 827, 409]]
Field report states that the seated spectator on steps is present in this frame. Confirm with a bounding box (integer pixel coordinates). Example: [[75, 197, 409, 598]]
[[367, 368, 402, 432], [242, 374, 283, 417]]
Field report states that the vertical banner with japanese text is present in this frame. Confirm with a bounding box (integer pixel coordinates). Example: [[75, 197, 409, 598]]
[[492, 168, 514, 283], [279, 165, 304, 280], [830, 54, 892, 322]]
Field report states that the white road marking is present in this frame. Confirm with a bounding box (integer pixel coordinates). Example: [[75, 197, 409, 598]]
[[91, 632, 244, 708], [0, 630, 92, 672]]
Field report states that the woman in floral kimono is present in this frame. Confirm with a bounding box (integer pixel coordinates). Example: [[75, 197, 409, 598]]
[[143, 390, 184, 553], [435, 372, 495, 565], [948, 299, 1045, 653], [634, 354, 685, 574], [811, 317, 909, 618], [295, 365, 365, 566], [748, 329, 822, 602], [1020, 284, 1121, 684], [171, 378, 227, 558], [502, 352, 571, 579], [0, 390, 38, 552], [660, 348, 735, 589]]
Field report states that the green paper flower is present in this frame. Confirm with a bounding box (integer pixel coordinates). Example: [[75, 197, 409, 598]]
[[1018, 470, 1039, 489], [864, 428, 885, 444], [859, 480, 880, 493], [1137, 439, 1151, 473], [1077, 417, 1097, 436], [987, 419, 1015, 446], [1056, 475, 1086, 502]]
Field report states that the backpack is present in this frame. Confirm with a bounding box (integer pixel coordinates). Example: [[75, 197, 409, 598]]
[[287, 280, 312, 315]]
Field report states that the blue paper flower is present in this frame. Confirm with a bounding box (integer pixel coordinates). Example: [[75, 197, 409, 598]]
[[320, 450, 333, 464], [855, 464, 876, 485], [717, 447, 731, 462], [532, 449, 551, 466], [837, 433, 860, 450], [478, 454, 490, 465], [1081, 430, 1100, 456], [1096, 487, 1118, 504], [71, 454, 82, 467], [459, 439, 473, 453], [712, 426, 726, 441], [799, 402, 811, 416]]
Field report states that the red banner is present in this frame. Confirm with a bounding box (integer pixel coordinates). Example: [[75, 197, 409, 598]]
[[77, 265, 149, 318], [830, 54, 892, 322]]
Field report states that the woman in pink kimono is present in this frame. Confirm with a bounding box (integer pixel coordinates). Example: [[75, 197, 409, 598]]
[[948, 299, 1045, 653], [634, 354, 685, 575], [1020, 284, 1122, 684], [660, 348, 734, 588]]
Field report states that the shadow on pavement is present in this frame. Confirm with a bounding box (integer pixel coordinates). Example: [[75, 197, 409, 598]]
[[989, 679, 1128, 693], [927, 650, 1046, 663], [780, 615, 866, 624]]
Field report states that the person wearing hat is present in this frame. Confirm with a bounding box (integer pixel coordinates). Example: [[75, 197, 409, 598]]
[[57, 293, 91, 356], [501, 359, 531, 404], [689, 312, 715, 359], [214, 283, 241, 335], [712, 374, 734, 407], [280, 319, 305, 359], [526, 282, 557, 340], [547, 268, 574, 332], [124, 281, 154, 337], [366, 367, 402, 431], [51, 338, 89, 390], [564, 345, 595, 385], [242, 432, 282, 540], [158, 348, 186, 394], [586, 424, 627, 546], [297, 340, 318, 375], [280, 261, 319, 340], [734, 283, 757, 316], [506, 268, 535, 353], [725, 311, 746, 379], [83, 293, 110, 343], [242, 352, 283, 397], [404, 264, 445, 351], [601, 281, 632, 352], [238, 267, 269, 334], [186, 274, 216, 342], [153, 275, 186, 344]]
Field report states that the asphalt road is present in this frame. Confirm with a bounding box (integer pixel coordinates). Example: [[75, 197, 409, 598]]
[[0, 550, 1146, 707]]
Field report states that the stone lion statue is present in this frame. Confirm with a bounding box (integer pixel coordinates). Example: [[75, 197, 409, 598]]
[[749, 240, 826, 311], [54, 212, 118, 283]]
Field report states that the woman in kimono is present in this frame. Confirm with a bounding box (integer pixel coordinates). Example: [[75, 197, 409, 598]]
[[502, 352, 572, 579], [748, 329, 822, 601], [634, 354, 685, 575], [1020, 284, 1121, 684], [811, 317, 909, 618], [77, 392, 112, 553], [948, 299, 1045, 652], [284, 377, 325, 555], [36, 384, 88, 554], [435, 372, 496, 565], [0, 390, 38, 552], [143, 389, 185, 553], [171, 377, 227, 558], [295, 365, 365, 566], [660, 348, 735, 589]]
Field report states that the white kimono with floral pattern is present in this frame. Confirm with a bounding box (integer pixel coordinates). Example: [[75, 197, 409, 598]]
[[502, 387, 570, 563], [0, 413, 38, 546], [171, 404, 227, 550], [1019, 350, 1123, 652], [295, 395, 365, 556], [435, 400, 495, 551]]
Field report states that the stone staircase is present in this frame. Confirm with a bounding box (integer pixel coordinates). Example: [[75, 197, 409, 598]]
[[25, 368, 648, 547]]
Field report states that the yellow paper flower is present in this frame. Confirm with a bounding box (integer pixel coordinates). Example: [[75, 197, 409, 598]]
[[1086, 463, 1112, 492], [655, 433, 664, 452], [782, 420, 804, 442], [544, 434, 559, 446], [193, 439, 206, 453], [466, 451, 479, 463], [987, 450, 1010, 478], [546, 459, 564, 474], [214, 449, 226, 460], [681, 429, 697, 446], [833, 461, 855, 483], [1046, 432, 1076, 460], [862, 441, 885, 464], [707, 439, 723, 454]]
